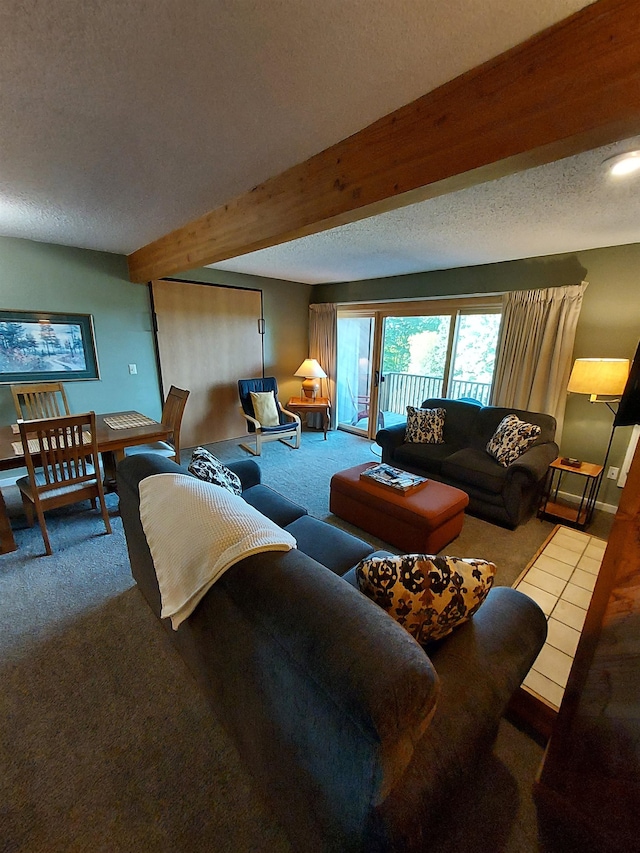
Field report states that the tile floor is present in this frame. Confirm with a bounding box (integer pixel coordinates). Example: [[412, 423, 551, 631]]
[[515, 525, 607, 709]]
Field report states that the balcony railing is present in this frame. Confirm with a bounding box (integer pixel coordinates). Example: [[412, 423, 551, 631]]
[[379, 372, 492, 414]]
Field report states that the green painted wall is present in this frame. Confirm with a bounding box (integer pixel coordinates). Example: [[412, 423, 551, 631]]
[[0, 236, 312, 439], [313, 243, 640, 509], [0, 236, 161, 429]]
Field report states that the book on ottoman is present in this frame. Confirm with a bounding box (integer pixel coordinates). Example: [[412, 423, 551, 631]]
[[360, 463, 427, 494]]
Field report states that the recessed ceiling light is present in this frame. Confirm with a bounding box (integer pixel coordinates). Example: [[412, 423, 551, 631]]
[[605, 150, 640, 177]]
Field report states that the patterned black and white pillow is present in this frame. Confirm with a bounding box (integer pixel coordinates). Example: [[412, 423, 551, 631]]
[[187, 447, 242, 495], [405, 406, 446, 444], [486, 414, 541, 467]]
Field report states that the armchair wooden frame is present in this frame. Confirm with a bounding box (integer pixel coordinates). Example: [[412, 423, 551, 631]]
[[17, 412, 112, 556], [239, 404, 301, 456], [11, 382, 70, 421], [237, 377, 300, 457]]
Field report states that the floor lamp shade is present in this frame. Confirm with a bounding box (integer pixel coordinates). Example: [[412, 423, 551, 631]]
[[294, 358, 327, 400], [567, 358, 630, 402], [567, 357, 631, 478]]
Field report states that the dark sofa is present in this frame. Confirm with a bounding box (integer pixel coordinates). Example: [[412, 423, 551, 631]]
[[118, 453, 547, 853], [377, 398, 559, 527]]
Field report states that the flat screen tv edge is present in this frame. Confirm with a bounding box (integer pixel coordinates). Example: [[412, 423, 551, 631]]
[[615, 341, 640, 427]]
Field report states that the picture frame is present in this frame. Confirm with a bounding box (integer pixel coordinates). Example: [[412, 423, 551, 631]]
[[0, 310, 100, 383]]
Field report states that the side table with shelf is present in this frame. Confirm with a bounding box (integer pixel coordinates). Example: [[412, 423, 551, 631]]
[[286, 397, 331, 439], [539, 457, 603, 530]]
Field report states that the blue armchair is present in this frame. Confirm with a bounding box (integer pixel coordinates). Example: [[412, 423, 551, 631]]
[[237, 377, 301, 456]]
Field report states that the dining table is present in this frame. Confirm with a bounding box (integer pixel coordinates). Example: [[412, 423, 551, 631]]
[[0, 410, 172, 554]]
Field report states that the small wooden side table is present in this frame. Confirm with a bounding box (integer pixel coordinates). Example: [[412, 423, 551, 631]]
[[287, 397, 331, 439], [539, 457, 604, 530]]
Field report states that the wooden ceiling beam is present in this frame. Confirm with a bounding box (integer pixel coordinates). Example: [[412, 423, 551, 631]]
[[127, 0, 640, 283]]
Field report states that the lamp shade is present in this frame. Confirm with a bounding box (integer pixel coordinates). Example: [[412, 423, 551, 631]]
[[294, 358, 326, 400], [294, 358, 327, 379], [567, 358, 630, 397]]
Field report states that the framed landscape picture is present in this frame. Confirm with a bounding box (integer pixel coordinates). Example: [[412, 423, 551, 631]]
[[0, 310, 100, 383]]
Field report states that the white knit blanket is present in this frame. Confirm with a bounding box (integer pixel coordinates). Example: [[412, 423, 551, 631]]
[[139, 473, 296, 629]]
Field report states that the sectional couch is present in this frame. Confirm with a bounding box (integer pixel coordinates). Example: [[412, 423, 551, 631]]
[[117, 453, 546, 852], [376, 398, 559, 527]]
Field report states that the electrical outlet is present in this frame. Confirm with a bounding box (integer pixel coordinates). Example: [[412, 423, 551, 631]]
[[607, 466, 620, 480], [128, 363, 137, 375]]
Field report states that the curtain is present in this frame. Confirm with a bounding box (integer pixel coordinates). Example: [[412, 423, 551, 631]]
[[309, 303, 337, 430], [490, 282, 588, 439]]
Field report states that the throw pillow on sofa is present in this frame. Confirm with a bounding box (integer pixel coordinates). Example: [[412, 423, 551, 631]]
[[188, 447, 242, 495], [405, 406, 446, 444], [486, 414, 541, 467], [250, 391, 280, 426], [355, 553, 496, 644]]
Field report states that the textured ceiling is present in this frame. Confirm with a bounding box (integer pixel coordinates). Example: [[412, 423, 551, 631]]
[[211, 134, 640, 282], [3, 0, 634, 285]]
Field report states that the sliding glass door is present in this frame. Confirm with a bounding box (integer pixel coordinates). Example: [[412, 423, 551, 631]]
[[336, 299, 502, 440], [336, 314, 376, 434], [379, 310, 501, 423]]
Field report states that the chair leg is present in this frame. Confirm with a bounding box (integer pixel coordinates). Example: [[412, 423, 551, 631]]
[[97, 489, 112, 535], [278, 433, 301, 449], [21, 493, 35, 527], [33, 501, 52, 556], [239, 433, 261, 456]]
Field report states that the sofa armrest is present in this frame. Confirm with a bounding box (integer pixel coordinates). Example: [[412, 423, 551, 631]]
[[117, 453, 191, 497], [226, 458, 262, 490], [508, 441, 559, 482], [376, 422, 407, 454]]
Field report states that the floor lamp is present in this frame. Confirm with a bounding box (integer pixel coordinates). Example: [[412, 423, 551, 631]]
[[567, 358, 630, 475]]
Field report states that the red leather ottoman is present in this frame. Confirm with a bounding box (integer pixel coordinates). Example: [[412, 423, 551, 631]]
[[330, 463, 469, 554]]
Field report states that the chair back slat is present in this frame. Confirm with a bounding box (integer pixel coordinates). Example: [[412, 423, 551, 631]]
[[160, 386, 189, 462], [19, 413, 99, 492], [11, 382, 70, 421]]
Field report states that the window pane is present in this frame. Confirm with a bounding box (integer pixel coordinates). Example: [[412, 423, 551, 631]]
[[448, 313, 501, 405], [380, 315, 451, 418]]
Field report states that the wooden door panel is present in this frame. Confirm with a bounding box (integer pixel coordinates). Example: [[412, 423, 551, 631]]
[[152, 279, 263, 447]]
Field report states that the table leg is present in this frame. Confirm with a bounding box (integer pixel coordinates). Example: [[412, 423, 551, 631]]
[[101, 449, 124, 493], [0, 488, 17, 554]]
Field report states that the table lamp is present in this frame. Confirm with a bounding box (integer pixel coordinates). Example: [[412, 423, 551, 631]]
[[294, 358, 327, 401]]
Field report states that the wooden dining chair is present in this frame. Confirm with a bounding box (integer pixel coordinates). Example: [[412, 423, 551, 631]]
[[11, 382, 70, 421], [17, 412, 112, 556], [124, 386, 190, 464]]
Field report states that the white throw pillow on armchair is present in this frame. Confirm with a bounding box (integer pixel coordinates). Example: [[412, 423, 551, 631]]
[[250, 391, 280, 427]]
